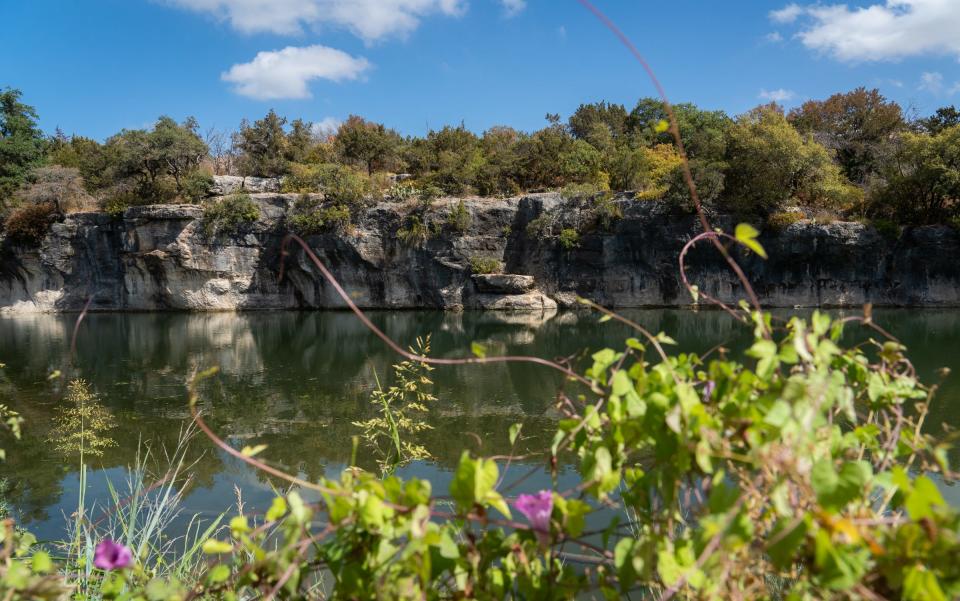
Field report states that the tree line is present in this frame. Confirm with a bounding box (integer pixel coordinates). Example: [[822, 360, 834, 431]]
[[1, 86, 959, 243]]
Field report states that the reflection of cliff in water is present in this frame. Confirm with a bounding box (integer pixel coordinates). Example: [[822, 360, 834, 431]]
[[1, 308, 957, 526]]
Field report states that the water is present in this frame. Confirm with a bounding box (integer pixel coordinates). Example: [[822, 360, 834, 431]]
[[1, 308, 958, 542]]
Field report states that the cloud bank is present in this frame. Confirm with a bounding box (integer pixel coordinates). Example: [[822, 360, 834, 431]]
[[165, 0, 466, 42], [770, 0, 960, 61], [221, 45, 371, 100]]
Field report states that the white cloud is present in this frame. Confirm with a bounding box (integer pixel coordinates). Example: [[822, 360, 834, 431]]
[[919, 71, 960, 95], [771, 0, 960, 62], [764, 31, 784, 43], [770, 4, 803, 24], [311, 117, 342, 139], [500, 0, 526, 17], [221, 45, 371, 100], [759, 88, 796, 103], [164, 0, 466, 41], [920, 71, 944, 93]]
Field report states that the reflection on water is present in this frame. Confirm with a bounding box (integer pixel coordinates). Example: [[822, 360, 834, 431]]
[[1, 308, 958, 540]]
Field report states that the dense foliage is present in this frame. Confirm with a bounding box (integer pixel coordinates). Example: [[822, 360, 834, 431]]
[[2, 87, 959, 246], [2, 285, 958, 599]]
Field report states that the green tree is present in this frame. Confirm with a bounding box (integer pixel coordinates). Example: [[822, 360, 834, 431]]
[[918, 105, 960, 135], [788, 87, 905, 184], [47, 134, 109, 192], [622, 99, 732, 203], [150, 116, 208, 194], [872, 125, 960, 224], [100, 116, 208, 202], [333, 115, 403, 175], [723, 105, 859, 214], [474, 126, 523, 196], [0, 89, 46, 207], [406, 124, 482, 195], [285, 118, 316, 164], [568, 101, 628, 147], [234, 110, 289, 178]]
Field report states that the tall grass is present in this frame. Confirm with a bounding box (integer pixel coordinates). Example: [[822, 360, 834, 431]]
[[62, 425, 225, 596]]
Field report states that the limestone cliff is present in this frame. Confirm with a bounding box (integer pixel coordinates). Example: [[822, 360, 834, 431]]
[[1, 192, 958, 313]]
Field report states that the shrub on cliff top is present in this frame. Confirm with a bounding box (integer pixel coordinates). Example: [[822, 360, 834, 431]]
[[3, 202, 56, 244], [288, 195, 353, 235], [283, 163, 369, 206], [766, 210, 805, 231], [201, 193, 259, 237]]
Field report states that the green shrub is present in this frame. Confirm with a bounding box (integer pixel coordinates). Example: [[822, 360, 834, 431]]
[[558, 227, 580, 249], [589, 193, 622, 231], [872, 218, 901, 241], [182, 170, 214, 203], [283, 163, 369, 206], [766, 210, 805, 231], [386, 181, 418, 202], [397, 216, 430, 247], [102, 194, 132, 218], [468, 256, 502, 274], [288, 194, 353, 235], [418, 184, 442, 204], [3, 202, 56, 245], [525, 214, 554, 238], [560, 182, 603, 200], [445, 200, 471, 233], [201, 193, 259, 237]]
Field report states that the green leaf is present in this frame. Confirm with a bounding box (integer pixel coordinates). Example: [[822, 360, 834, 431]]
[[240, 444, 267, 457], [206, 564, 231, 585], [450, 451, 500, 512], [812, 460, 872, 511], [287, 491, 312, 525], [202, 539, 234, 555], [903, 565, 947, 601], [508, 423, 523, 446], [904, 475, 946, 521], [470, 342, 487, 358], [30, 551, 52, 574], [767, 518, 807, 569], [265, 496, 288, 522], [734, 223, 767, 259]]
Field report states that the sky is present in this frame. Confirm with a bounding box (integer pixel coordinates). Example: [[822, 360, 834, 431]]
[[2, 0, 960, 141]]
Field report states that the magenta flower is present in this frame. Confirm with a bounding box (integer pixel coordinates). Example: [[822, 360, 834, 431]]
[[93, 540, 133, 570], [515, 490, 553, 538]]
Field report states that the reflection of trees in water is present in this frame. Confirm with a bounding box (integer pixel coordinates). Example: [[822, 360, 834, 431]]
[[1, 308, 958, 525]]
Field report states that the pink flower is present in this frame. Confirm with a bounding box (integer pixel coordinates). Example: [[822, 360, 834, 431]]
[[514, 490, 553, 535], [93, 540, 133, 570]]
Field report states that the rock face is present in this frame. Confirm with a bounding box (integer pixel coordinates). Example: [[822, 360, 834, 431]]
[[1, 192, 959, 313], [210, 175, 282, 196]]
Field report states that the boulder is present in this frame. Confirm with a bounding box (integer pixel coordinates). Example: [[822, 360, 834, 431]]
[[211, 175, 282, 196], [472, 274, 535, 294]]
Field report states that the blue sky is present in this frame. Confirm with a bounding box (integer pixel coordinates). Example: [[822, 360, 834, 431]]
[[2, 0, 959, 140]]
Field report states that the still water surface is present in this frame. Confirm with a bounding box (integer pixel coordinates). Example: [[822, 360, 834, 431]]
[[1, 309, 958, 541]]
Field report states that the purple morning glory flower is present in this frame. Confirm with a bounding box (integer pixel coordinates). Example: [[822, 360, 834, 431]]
[[515, 490, 553, 538], [702, 380, 716, 403], [93, 540, 133, 570]]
